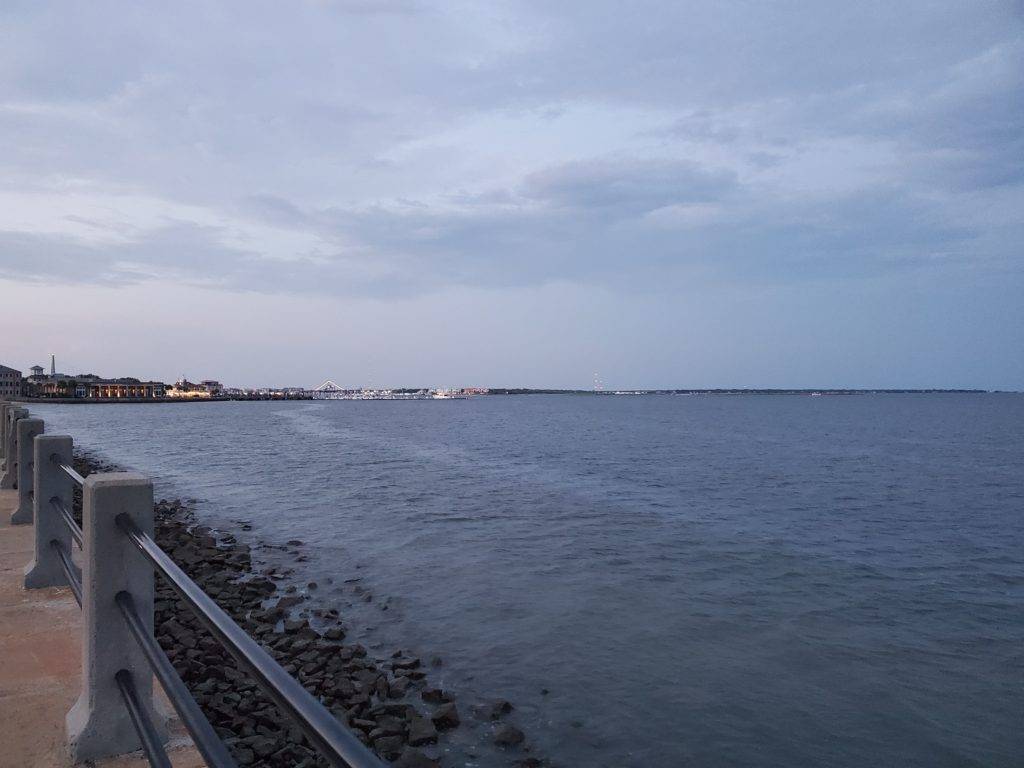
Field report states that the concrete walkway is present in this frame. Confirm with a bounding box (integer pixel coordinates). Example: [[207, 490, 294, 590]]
[[0, 488, 204, 767]]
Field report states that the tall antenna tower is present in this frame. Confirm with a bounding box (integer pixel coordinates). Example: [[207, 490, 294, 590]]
[[593, 372, 604, 392]]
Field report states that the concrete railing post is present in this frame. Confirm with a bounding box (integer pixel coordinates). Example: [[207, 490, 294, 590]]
[[11, 417, 44, 524], [66, 472, 167, 762], [1, 404, 12, 467], [0, 401, 9, 466], [0, 406, 27, 488], [25, 434, 79, 588]]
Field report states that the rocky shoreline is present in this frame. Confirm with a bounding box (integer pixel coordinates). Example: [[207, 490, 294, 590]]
[[71, 452, 542, 768]]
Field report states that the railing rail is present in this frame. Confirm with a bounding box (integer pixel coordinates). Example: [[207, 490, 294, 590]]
[[117, 512, 382, 768], [51, 496, 83, 547], [52, 453, 86, 486], [50, 539, 82, 606], [5, 405, 386, 768], [116, 590, 238, 768], [115, 669, 174, 768]]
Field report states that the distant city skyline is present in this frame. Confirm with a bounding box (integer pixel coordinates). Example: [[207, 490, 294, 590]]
[[2, 2, 1022, 390]]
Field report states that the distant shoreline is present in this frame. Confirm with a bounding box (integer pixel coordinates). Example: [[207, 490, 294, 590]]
[[484, 388, 999, 395], [8, 395, 305, 405], [9, 388, 1010, 405]]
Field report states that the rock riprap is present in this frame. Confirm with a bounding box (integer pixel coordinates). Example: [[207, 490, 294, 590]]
[[70, 452, 542, 767]]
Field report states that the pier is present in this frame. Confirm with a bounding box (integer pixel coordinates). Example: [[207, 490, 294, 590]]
[[0, 401, 385, 767]]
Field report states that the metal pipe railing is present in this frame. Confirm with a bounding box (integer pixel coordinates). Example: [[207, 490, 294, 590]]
[[50, 539, 82, 607], [15, 414, 384, 768], [51, 496, 83, 548], [115, 669, 173, 768], [116, 512, 383, 768], [116, 591, 238, 768], [51, 453, 85, 486]]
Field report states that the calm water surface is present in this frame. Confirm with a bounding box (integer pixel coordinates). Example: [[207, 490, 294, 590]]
[[32, 395, 1024, 767]]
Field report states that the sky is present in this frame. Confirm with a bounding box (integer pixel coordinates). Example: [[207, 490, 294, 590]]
[[1, 1, 1022, 390]]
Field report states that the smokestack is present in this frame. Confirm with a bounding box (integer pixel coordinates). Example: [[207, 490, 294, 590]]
[[50, 354, 55, 376]]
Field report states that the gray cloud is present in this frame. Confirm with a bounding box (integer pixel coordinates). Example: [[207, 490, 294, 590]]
[[1, 152, 1003, 300], [0, 222, 428, 298], [1, 1, 1022, 387], [522, 160, 736, 215]]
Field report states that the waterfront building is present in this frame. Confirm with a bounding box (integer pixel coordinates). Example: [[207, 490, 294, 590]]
[[19, 355, 166, 399], [0, 365, 22, 397], [29, 376, 80, 398], [27, 355, 70, 380], [86, 379, 166, 399], [29, 375, 166, 399]]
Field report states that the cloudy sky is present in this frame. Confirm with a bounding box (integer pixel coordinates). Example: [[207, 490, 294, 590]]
[[2, 1, 1021, 389]]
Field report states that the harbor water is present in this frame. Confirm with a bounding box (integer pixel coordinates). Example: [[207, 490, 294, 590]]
[[31, 394, 1024, 767]]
